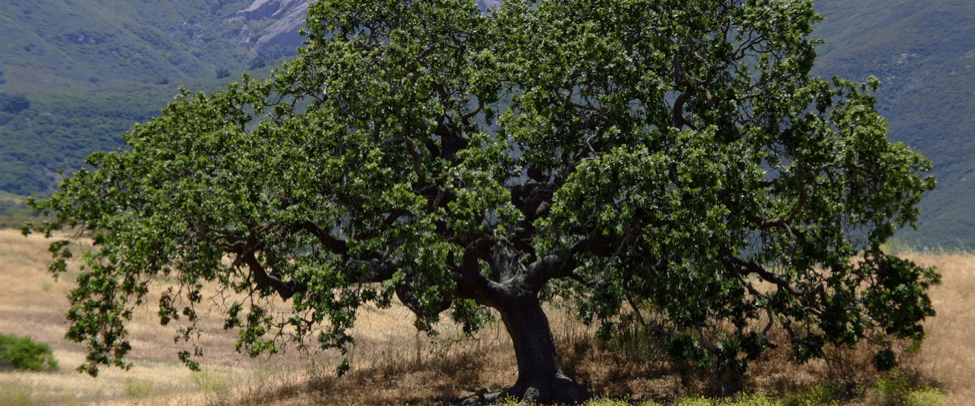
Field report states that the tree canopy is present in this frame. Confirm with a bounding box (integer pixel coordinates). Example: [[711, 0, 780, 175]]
[[28, 0, 938, 403]]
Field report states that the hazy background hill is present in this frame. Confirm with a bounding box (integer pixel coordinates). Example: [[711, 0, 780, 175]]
[[812, 0, 975, 247], [0, 0, 315, 197], [0, 0, 971, 247], [0, 0, 307, 90]]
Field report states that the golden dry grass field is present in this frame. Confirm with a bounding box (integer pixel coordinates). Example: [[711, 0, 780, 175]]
[[0, 227, 972, 405]]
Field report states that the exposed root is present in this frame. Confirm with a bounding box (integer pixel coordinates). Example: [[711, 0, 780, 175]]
[[462, 375, 591, 405]]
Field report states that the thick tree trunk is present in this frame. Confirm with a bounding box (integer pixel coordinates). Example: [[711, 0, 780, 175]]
[[475, 294, 591, 405]]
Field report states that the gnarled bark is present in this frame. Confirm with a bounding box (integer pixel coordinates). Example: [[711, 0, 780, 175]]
[[467, 293, 590, 405]]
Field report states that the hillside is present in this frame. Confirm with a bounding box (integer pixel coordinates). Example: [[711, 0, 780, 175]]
[[813, 0, 975, 247], [0, 0, 311, 198], [0, 0, 307, 90], [0, 0, 972, 247], [0, 66, 282, 196]]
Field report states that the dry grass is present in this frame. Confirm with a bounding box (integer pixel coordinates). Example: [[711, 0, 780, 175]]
[[0, 226, 972, 405], [899, 253, 975, 404]]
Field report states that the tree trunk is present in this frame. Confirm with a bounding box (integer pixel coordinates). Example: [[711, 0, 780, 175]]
[[476, 293, 591, 405]]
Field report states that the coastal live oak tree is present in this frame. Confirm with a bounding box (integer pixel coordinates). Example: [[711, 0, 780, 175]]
[[27, 0, 938, 403]]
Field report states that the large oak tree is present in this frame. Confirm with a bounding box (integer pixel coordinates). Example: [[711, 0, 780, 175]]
[[28, 0, 938, 403]]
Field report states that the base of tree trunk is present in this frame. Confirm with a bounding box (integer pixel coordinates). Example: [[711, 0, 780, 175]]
[[462, 375, 591, 405]]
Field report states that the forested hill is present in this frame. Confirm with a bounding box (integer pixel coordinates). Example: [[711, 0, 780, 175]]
[[0, 0, 972, 247], [812, 0, 975, 247]]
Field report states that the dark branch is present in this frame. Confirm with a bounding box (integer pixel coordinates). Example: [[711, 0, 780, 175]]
[[524, 253, 582, 294], [242, 252, 306, 301], [719, 247, 800, 297], [301, 222, 351, 256]]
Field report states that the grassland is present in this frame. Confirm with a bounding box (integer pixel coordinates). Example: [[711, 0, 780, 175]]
[[0, 227, 970, 405]]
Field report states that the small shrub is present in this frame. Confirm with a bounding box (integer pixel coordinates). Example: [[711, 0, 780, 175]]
[[124, 377, 156, 400], [585, 396, 634, 406], [730, 392, 780, 406], [902, 388, 947, 406], [492, 394, 525, 406], [875, 369, 916, 405], [780, 383, 844, 406], [874, 369, 946, 406], [190, 369, 233, 405], [676, 394, 714, 406], [0, 333, 58, 371]]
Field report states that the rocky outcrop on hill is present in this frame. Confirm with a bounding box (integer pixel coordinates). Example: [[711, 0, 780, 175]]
[[236, 0, 502, 55], [237, 0, 310, 55]]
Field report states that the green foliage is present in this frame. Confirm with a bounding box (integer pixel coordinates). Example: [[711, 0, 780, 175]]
[[874, 369, 946, 406], [902, 388, 948, 406], [780, 382, 846, 406], [731, 393, 780, 406], [675, 394, 712, 406], [26, 0, 938, 402], [493, 394, 525, 406], [0, 333, 58, 372], [0, 86, 172, 195], [2, 0, 969, 247], [584, 397, 642, 406]]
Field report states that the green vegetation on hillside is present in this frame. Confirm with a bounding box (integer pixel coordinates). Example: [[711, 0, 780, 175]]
[[0, 0, 287, 90], [0, 63, 280, 196], [813, 0, 975, 248]]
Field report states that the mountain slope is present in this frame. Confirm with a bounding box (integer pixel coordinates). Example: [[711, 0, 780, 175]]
[[812, 0, 975, 246], [0, 0, 308, 90]]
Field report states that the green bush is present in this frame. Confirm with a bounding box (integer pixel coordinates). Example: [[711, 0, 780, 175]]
[[781, 383, 845, 406], [729, 392, 781, 406], [902, 388, 947, 406], [676, 394, 713, 406], [875, 369, 947, 406], [584, 397, 643, 406], [0, 333, 58, 372]]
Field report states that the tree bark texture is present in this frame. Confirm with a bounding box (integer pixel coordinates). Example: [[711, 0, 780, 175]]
[[485, 294, 590, 404]]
